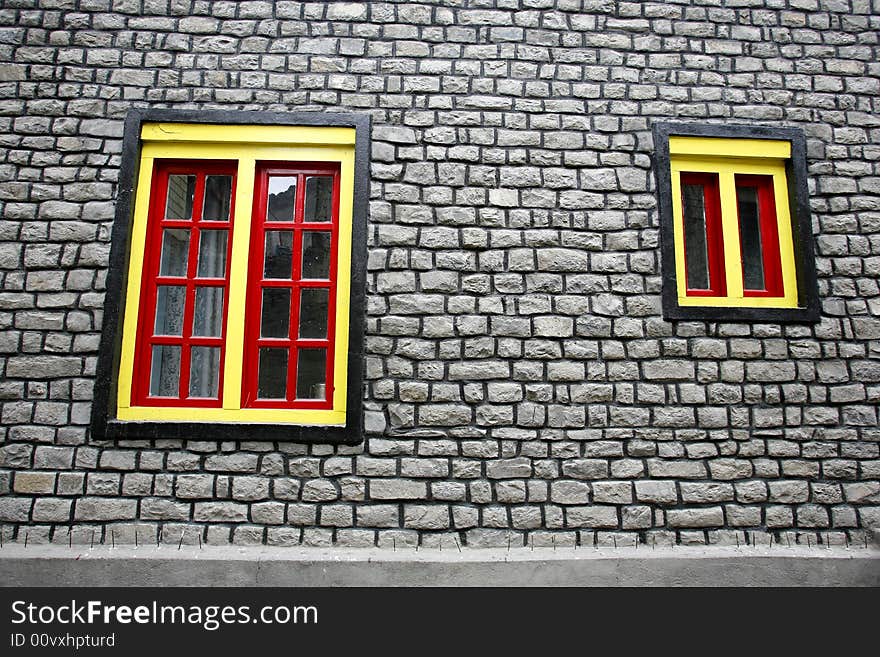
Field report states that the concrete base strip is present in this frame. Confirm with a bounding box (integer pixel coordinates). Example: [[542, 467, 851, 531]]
[[0, 545, 877, 586]]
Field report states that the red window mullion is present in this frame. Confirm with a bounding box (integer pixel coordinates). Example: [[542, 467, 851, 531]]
[[149, 336, 187, 346], [287, 289, 301, 403], [177, 172, 207, 401], [320, 172, 341, 405], [213, 174, 236, 401], [243, 168, 269, 406], [704, 176, 726, 297], [680, 173, 726, 298], [242, 206, 258, 405], [285, 173, 306, 401], [294, 339, 331, 349], [753, 176, 783, 297], [188, 342, 225, 352]]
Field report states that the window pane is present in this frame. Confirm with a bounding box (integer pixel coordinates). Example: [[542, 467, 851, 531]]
[[299, 288, 329, 339], [193, 287, 224, 337], [159, 229, 189, 277], [266, 176, 296, 223], [197, 229, 228, 278], [264, 230, 293, 279], [150, 345, 180, 397], [304, 176, 332, 223], [682, 183, 711, 291], [154, 285, 186, 336], [296, 348, 327, 399], [165, 175, 195, 220], [203, 175, 232, 221], [737, 185, 765, 291], [261, 288, 290, 338], [302, 231, 331, 279], [189, 346, 220, 398], [258, 348, 288, 399]]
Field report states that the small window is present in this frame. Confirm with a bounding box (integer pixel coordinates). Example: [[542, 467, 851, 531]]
[[92, 110, 370, 443], [653, 123, 819, 322]]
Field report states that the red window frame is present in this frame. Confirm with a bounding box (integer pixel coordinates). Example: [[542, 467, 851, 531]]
[[736, 174, 784, 297], [242, 162, 340, 410], [132, 160, 237, 407], [680, 172, 726, 297]]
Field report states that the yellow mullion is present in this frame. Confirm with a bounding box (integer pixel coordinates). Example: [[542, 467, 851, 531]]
[[717, 169, 744, 299], [771, 171, 799, 308], [669, 169, 690, 300], [116, 157, 155, 409], [222, 158, 255, 411], [330, 151, 355, 414]]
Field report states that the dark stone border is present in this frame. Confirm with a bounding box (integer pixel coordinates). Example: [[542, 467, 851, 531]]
[[651, 121, 820, 323], [91, 109, 371, 444]]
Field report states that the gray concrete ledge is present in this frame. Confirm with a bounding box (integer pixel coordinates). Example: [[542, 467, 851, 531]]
[[1, 544, 877, 586]]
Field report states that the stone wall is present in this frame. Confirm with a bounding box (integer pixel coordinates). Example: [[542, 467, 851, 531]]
[[0, 0, 878, 548]]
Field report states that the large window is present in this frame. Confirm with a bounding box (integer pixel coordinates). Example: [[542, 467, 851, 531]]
[[653, 123, 819, 322], [92, 110, 369, 443]]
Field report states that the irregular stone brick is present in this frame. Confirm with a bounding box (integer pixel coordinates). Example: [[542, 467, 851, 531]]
[[74, 498, 137, 521], [0, 498, 32, 522], [403, 505, 450, 529], [550, 480, 590, 505], [667, 507, 724, 528], [193, 502, 248, 523], [566, 506, 618, 528], [140, 498, 190, 521], [175, 474, 214, 499], [369, 479, 426, 500], [13, 472, 56, 494], [486, 458, 532, 479]]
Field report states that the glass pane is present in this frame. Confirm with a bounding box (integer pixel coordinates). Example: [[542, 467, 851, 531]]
[[296, 348, 327, 399], [203, 175, 232, 221], [266, 176, 296, 223], [189, 346, 220, 398], [193, 287, 224, 337], [299, 288, 329, 339], [682, 183, 711, 290], [197, 230, 228, 278], [304, 176, 333, 223], [264, 231, 293, 279], [261, 288, 291, 338], [150, 345, 180, 397], [159, 229, 189, 277], [302, 231, 331, 279], [154, 285, 186, 336], [737, 185, 765, 291], [165, 175, 195, 220], [258, 348, 288, 399]]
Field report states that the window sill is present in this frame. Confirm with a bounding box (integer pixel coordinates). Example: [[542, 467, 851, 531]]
[[101, 418, 360, 444]]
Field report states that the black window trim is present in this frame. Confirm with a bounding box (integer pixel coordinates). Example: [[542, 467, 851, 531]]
[[652, 121, 820, 323], [91, 108, 371, 444]]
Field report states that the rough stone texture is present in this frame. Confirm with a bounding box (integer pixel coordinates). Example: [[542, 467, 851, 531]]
[[0, 544, 877, 587], [0, 1, 878, 549]]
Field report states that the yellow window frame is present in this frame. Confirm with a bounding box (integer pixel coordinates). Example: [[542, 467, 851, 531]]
[[115, 123, 357, 426], [669, 136, 798, 309]]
